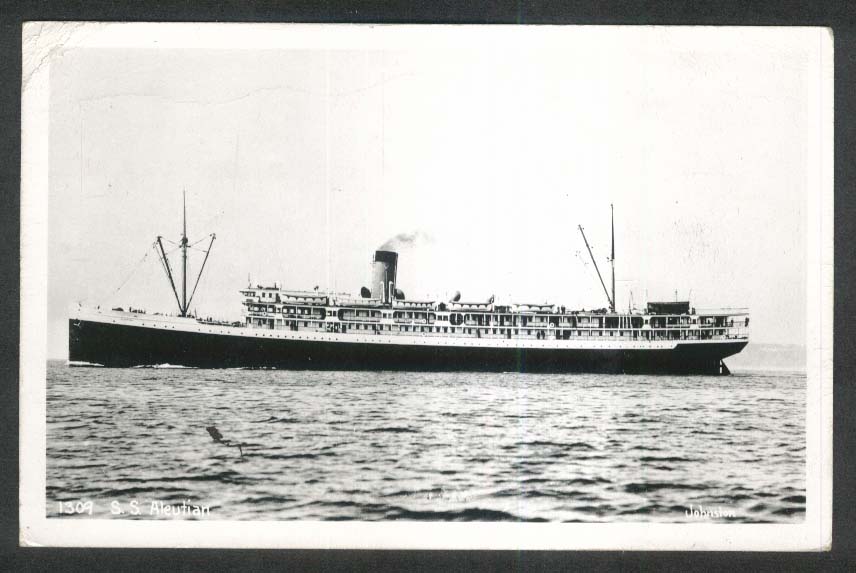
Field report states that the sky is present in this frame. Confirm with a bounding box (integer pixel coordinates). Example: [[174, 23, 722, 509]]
[[45, 26, 824, 357]]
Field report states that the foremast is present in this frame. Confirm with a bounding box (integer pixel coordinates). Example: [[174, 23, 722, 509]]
[[154, 191, 216, 317]]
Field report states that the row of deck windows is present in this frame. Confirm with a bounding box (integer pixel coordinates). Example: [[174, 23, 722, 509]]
[[250, 307, 746, 329], [247, 302, 746, 327], [246, 317, 736, 340]]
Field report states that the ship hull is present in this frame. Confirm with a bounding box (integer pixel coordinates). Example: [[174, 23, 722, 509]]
[[69, 318, 748, 375]]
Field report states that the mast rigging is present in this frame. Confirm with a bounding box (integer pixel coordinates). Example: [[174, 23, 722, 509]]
[[181, 190, 188, 316], [155, 236, 182, 313], [578, 224, 614, 312], [153, 192, 216, 317], [186, 234, 216, 311], [610, 204, 616, 313]]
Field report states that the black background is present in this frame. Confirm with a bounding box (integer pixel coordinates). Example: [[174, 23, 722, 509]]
[[1, 1, 854, 571]]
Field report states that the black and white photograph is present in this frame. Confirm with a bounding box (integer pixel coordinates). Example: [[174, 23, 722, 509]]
[[19, 23, 832, 550]]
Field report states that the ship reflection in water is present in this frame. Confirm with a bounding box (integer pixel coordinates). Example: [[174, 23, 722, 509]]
[[46, 362, 805, 523]]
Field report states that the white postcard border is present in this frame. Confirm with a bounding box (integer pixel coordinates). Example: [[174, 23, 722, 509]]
[[19, 22, 833, 551]]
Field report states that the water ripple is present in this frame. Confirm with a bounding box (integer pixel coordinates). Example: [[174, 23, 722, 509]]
[[46, 361, 805, 523]]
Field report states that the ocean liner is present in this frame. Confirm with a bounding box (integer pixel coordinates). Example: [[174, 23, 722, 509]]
[[69, 203, 749, 374]]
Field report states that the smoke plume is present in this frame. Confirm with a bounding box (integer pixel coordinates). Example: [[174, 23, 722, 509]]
[[378, 230, 432, 251]]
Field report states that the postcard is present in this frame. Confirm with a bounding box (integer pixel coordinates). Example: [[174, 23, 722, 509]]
[[20, 22, 832, 550]]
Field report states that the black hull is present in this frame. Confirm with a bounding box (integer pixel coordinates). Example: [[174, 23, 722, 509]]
[[69, 319, 747, 375]]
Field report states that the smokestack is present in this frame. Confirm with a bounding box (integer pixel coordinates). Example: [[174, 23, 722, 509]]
[[371, 250, 398, 304]]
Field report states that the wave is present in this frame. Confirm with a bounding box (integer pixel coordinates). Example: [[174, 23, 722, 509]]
[[168, 470, 254, 485], [771, 507, 805, 516], [132, 363, 197, 369], [380, 487, 446, 498], [493, 488, 591, 500], [624, 482, 709, 494], [309, 499, 387, 510], [101, 485, 193, 496], [564, 477, 612, 486], [53, 423, 90, 430], [384, 506, 547, 522], [317, 442, 349, 451], [748, 502, 771, 513], [618, 504, 687, 516], [518, 477, 550, 484], [241, 494, 298, 505], [639, 456, 695, 463], [506, 441, 595, 451], [530, 440, 589, 448], [365, 426, 418, 433], [258, 452, 332, 460], [252, 416, 301, 424], [567, 504, 615, 516], [61, 463, 109, 470]]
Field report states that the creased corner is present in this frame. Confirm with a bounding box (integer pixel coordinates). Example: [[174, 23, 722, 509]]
[[22, 21, 87, 93], [19, 525, 45, 548]]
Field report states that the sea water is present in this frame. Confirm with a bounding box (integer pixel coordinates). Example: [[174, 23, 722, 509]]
[[46, 361, 805, 522]]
